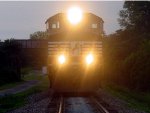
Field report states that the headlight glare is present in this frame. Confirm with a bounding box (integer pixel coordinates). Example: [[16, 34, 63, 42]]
[[85, 54, 94, 65], [58, 55, 66, 64]]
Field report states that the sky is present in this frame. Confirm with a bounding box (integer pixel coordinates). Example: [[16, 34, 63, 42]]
[[0, 1, 124, 41]]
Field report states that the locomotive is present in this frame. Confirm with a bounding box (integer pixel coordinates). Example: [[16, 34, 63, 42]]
[[47, 11, 104, 93]]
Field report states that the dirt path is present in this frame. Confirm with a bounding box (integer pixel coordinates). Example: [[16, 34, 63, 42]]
[[0, 80, 39, 97]]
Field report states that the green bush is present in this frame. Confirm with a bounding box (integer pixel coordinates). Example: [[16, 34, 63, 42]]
[[0, 68, 20, 86], [21, 67, 32, 75], [103, 39, 150, 91], [0, 39, 22, 86], [122, 40, 150, 91]]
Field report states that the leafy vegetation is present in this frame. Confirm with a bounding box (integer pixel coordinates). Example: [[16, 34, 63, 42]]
[[22, 69, 49, 91], [119, 1, 150, 35], [104, 1, 150, 91], [0, 73, 49, 113], [30, 31, 49, 39], [0, 81, 25, 91], [21, 67, 32, 75], [103, 39, 150, 90], [0, 39, 22, 86], [103, 1, 150, 92], [0, 86, 40, 113], [103, 83, 150, 112]]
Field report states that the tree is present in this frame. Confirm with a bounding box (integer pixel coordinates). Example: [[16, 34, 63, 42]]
[[0, 39, 22, 85], [30, 31, 49, 39], [103, 1, 150, 91], [118, 1, 150, 35]]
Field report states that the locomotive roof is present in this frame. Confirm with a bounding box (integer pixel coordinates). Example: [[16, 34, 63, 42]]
[[45, 12, 104, 24]]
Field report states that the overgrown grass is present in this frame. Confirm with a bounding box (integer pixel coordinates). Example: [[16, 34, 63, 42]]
[[23, 69, 50, 91], [0, 81, 25, 90], [0, 86, 40, 113], [102, 83, 150, 112], [0, 71, 49, 113], [21, 67, 32, 75], [36, 75, 49, 91], [22, 70, 49, 91], [0, 67, 32, 91], [23, 72, 43, 81]]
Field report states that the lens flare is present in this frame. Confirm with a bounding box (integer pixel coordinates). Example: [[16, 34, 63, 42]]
[[86, 54, 94, 65], [58, 55, 66, 64], [67, 6, 83, 25]]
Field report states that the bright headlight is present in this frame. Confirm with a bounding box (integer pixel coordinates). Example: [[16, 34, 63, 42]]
[[85, 54, 94, 65], [58, 55, 66, 64]]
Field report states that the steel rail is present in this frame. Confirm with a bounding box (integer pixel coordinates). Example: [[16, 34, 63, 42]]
[[58, 95, 64, 113], [91, 97, 109, 113]]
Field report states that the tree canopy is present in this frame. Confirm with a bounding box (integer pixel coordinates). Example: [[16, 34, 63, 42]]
[[30, 31, 49, 39], [104, 1, 150, 91], [119, 1, 150, 36], [0, 39, 22, 85]]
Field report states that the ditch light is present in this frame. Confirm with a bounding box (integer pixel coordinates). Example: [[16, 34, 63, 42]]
[[58, 54, 66, 64], [57, 53, 95, 65], [85, 53, 94, 65]]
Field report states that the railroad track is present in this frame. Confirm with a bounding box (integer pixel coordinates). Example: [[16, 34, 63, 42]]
[[46, 94, 117, 113]]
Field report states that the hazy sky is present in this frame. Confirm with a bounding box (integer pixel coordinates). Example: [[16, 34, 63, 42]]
[[0, 1, 124, 41]]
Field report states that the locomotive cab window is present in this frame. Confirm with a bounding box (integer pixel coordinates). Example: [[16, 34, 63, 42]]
[[52, 23, 57, 29], [91, 23, 97, 29], [51, 22, 59, 29]]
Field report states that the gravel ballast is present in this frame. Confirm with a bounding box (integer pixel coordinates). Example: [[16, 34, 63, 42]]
[[7, 88, 148, 113], [97, 89, 147, 113], [7, 90, 53, 113]]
